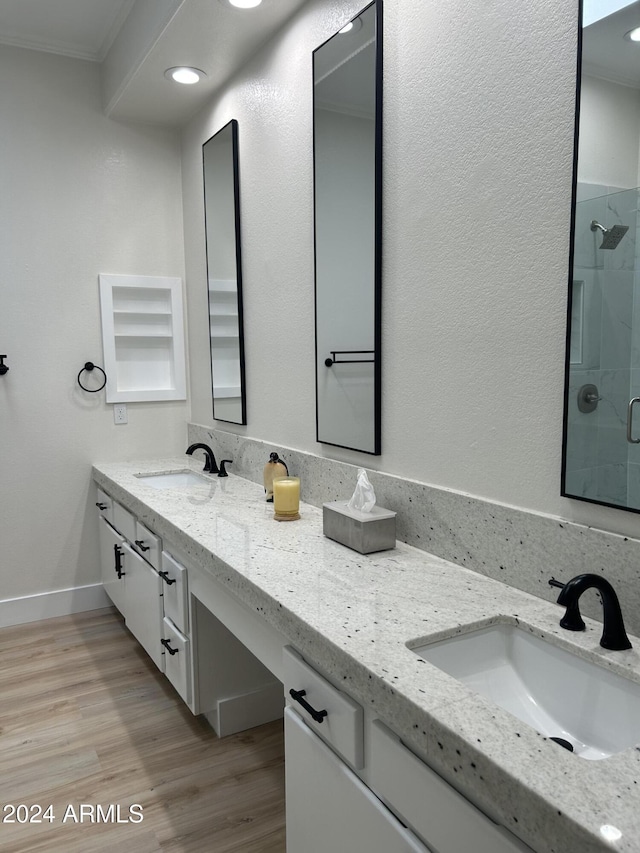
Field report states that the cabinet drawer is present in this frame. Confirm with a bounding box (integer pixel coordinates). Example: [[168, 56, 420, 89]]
[[162, 617, 191, 705], [161, 551, 188, 634], [283, 646, 363, 769], [134, 521, 162, 570], [369, 720, 534, 853], [112, 501, 136, 543], [95, 488, 113, 525]]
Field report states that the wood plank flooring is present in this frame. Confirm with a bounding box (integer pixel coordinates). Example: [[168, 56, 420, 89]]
[[0, 608, 286, 852]]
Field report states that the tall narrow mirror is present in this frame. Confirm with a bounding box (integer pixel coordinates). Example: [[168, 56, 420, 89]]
[[203, 119, 246, 424], [313, 0, 382, 454], [563, 0, 640, 511]]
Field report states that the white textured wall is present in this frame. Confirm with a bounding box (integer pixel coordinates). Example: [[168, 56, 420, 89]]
[[0, 46, 187, 599], [183, 0, 640, 540]]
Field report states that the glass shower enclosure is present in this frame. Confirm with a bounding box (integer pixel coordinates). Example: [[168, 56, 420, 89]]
[[563, 184, 640, 509]]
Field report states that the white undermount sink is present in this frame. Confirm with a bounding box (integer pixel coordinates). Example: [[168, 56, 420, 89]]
[[135, 470, 210, 490], [408, 621, 640, 760]]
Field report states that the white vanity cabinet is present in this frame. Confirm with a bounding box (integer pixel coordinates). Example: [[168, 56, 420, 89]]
[[98, 513, 164, 671], [285, 708, 429, 853], [283, 647, 428, 852], [97, 496, 186, 684], [283, 645, 533, 853]]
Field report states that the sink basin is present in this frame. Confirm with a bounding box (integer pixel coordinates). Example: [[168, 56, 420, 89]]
[[136, 470, 209, 490], [408, 622, 640, 760]]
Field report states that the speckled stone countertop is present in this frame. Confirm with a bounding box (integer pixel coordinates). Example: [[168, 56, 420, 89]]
[[93, 458, 640, 853]]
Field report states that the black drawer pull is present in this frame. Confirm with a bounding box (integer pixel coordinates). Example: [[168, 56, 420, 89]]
[[134, 539, 150, 552], [161, 638, 179, 656], [159, 570, 176, 586], [289, 688, 328, 724], [114, 544, 125, 579], [96, 502, 108, 510]]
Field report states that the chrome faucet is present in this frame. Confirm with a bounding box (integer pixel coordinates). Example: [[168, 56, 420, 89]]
[[186, 443, 219, 474], [556, 573, 632, 651]]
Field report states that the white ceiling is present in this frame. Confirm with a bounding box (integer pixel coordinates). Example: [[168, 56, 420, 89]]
[[0, 0, 312, 125], [0, 0, 135, 61], [583, 0, 640, 88]]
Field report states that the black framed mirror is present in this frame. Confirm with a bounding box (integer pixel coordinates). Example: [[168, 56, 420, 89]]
[[313, 0, 382, 454], [563, 0, 640, 512], [203, 119, 247, 425]]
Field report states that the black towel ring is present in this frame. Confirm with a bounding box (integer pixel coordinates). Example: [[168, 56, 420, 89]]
[[78, 362, 107, 393]]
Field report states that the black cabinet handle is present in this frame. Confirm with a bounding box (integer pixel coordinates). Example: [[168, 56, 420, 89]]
[[161, 638, 179, 655], [96, 502, 108, 510], [159, 570, 176, 586], [289, 688, 328, 724], [114, 544, 125, 579], [134, 539, 150, 552]]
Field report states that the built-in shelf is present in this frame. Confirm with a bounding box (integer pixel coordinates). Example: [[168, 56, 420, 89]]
[[113, 309, 172, 316], [114, 333, 174, 339], [99, 274, 186, 403]]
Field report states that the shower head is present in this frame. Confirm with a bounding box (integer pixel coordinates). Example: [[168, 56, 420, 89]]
[[590, 219, 629, 250]]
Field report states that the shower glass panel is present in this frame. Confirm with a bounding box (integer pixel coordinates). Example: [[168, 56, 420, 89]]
[[562, 0, 640, 513], [563, 185, 639, 508]]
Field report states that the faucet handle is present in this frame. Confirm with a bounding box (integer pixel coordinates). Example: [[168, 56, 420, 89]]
[[218, 459, 233, 477], [549, 577, 586, 628]]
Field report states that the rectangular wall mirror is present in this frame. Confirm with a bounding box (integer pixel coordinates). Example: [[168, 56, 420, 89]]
[[203, 119, 247, 425], [563, 0, 640, 511], [313, 0, 382, 455]]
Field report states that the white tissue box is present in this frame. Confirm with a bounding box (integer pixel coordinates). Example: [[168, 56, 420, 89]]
[[323, 501, 396, 554]]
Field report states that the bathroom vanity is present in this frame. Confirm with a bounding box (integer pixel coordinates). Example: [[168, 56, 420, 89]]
[[92, 458, 640, 853]]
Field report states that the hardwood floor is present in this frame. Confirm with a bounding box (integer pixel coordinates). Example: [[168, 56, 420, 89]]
[[0, 608, 286, 852]]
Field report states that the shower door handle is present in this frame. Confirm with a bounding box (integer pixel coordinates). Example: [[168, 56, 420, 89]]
[[627, 398, 640, 444]]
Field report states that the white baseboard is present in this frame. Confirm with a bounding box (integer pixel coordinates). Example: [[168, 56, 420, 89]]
[[0, 584, 111, 628]]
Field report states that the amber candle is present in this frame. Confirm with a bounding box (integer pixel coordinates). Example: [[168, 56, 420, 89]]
[[273, 476, 300, 521]]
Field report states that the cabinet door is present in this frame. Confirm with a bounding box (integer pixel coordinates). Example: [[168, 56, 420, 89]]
[[369, 720, 534, 853], [123, 543, 164, 671], [98, 516, 126, 615], [285, 708, 429, 853]]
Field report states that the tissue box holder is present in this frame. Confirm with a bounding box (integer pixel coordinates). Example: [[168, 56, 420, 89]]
[[323, 501, 396, 554]]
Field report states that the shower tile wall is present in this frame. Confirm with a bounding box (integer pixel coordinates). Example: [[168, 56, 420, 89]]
[[566, 183, 637, 506]]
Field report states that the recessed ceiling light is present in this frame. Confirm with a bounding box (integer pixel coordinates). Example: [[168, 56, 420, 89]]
[[624, 26, 640, 42], [228, 0, 263, 8], [339, 17, 362, 34], [600, 825, 622, 842], [164, 67, 207, 85]]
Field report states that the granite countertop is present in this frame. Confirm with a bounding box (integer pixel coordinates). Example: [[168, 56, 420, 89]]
[[93, 457, 640, 853]]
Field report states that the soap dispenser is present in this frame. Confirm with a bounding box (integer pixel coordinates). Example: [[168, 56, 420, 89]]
[[263, 452, 288, 502]]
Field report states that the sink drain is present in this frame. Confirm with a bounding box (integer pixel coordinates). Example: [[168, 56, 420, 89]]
[[550, 737, 574, 752]]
